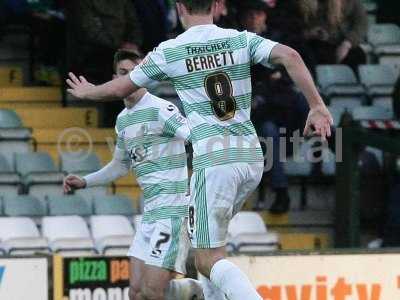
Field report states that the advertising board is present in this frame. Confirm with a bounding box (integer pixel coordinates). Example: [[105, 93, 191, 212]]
[[0, 257, 48, 300], [230, 253, 400, 300], [54, 256, 130, 300]]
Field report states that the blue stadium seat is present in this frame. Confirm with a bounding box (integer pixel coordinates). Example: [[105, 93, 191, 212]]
[[358, 65, 397, 97], [0, 153, 21, 197], [93, 195, 135, 216], [0, 110, 31, 166], [352, 106, 394, 120], [3, 195, 46, 217], [14, 152, 64, 199], [47, 195, 92, 217], [316, 65, 365, 99], [367, 23, 400, 49], [60, 152, 101, 175]]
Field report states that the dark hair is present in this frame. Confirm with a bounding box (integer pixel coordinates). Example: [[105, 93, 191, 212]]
[[113, 49, 142, 72], [176, 0, 215, 14]]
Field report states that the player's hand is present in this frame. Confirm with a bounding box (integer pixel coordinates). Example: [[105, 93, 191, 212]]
[[303, 104, 334, 141], [63, 174, 86, 193], [66, 72, 95, 99]]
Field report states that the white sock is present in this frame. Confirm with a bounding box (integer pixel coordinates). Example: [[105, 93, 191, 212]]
[[210, 259, 262, 300], [165, 278, 204, 300], [199, 273, 227, 300]]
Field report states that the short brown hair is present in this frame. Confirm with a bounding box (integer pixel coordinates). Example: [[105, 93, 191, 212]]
[[176, 0, 215, 14], [113, 49, 142, 72]]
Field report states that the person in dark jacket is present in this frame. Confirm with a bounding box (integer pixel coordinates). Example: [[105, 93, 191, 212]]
[[65, 0, 143, 85], [299, 0, 368, 72], [239, 0, 309, 213], [65, 0, 143, 126]]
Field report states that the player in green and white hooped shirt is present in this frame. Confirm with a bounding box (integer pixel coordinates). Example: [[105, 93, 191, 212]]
[[66, 2, 334, 299], [64, 49, 195, 300]]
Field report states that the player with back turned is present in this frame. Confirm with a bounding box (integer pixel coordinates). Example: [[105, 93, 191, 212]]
[[66, 1, 333, 299]]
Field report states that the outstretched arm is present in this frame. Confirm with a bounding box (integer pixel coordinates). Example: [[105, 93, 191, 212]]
[[63, 147, 131, 193], [269, 44, 333, 140], [66, 72, 139, 101]]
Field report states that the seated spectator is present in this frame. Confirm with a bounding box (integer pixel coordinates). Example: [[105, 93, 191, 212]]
[[239, 0, 309, 213], [263, 0, 314, 69], [65, 0, 143, 127], [299, 0, 368, 72], [65, 0, 142, 85]]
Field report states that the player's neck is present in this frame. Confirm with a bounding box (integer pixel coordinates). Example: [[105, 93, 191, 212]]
[[184, 15, 214, 29], [124, 88, 147, 109]]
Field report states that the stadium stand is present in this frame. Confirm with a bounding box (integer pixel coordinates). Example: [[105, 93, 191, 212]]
[[32, 128, 115, 164], [368, 23, 400, 67], [47, 195, 92, 217], [14, 152, 64, 200], [42, 216, 96, 255], [15, 107, 99, 128], [368, 23, 400, 54], [227, 212, 279, 253], [358, 64, 398, 107], [0, 153, 21, 197], [0, 66, 23, 87], [0, 217, 49, 255], [316, 65, 366, 100], [0, 87, 61, 109], [0, 109, 32, 166], [3, 195, 46, 218], [0, 0, 397, 264], [93, 195, 136, 216], [60, 152, 101, 175], [90, 215, 135, 255], [284, 141, 314, 177], [329, 97, 363, 111], [352, 105, 394, 120], [74, 187, 108, 208]]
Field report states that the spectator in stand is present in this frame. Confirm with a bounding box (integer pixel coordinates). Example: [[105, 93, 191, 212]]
[[238, 0, 309, 214], [65, 0, 142, 85], [134, 0, 168, 53], [299, 0, 368, 72], [262, 0, 314, 69], [65, 0, 143, 127]]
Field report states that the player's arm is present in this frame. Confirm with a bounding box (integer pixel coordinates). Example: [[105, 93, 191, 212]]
[[63, 146, 131, 193], [66, 46, 170, 102], [66, 73, 139, 101], [269, 44, 333, 140]]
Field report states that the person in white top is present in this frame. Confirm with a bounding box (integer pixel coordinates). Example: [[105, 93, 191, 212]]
[[66, 1, 333, 299], [64, 49, 196, 300]]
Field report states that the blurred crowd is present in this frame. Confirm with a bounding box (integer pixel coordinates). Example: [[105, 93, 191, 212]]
[[0, 0, 381, 211], [2, 0, 400, 234]]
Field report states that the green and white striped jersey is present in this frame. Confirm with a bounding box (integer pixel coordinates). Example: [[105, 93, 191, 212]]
[[115, 92, 190, 223], [130, 24, 278, 171]]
